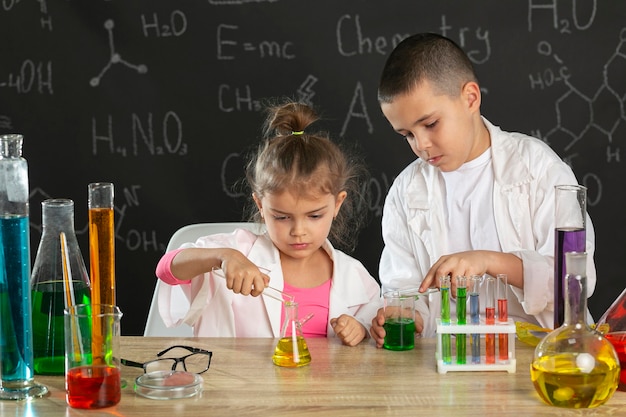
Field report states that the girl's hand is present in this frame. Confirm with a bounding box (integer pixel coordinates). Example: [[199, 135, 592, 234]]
[[330, 314, 366, 346], [219, 249, 270, 296]]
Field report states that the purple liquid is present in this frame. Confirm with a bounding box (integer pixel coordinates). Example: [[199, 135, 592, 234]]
[[554, 228, 585, 328]]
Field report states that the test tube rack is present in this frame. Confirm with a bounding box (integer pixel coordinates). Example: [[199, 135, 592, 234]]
[[435, 318, 516, 374]]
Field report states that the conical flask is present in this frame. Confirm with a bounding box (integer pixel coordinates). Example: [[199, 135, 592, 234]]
[[31, 199, 91, 375], [531, 252, 619, 408], [272, 301, 312, 367]]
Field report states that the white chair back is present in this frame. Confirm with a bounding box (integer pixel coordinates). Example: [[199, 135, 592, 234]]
[[143, 222, 263, 336]]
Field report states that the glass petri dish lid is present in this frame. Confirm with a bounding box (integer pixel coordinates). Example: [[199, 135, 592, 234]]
[[134, 370, 203, 400]]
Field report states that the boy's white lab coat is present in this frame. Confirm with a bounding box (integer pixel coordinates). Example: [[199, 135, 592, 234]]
[[380, 118, 596, 337], [158, 228, 382, 337]]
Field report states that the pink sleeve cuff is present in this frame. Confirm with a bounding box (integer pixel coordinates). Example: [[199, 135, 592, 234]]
[[155, 248, 188, 285]]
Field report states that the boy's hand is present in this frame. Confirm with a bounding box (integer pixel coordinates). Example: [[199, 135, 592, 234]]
[[330, 314, 366, 347], [369, 308, 386, 348]]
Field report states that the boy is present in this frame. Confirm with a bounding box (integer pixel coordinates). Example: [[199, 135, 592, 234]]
[[370, 33, 596, 342]]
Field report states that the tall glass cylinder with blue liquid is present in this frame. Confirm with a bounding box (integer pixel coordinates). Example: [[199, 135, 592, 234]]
[[0, 134, 47, 400], [554, 185, 587, 328], [31, 199, 91, 375]]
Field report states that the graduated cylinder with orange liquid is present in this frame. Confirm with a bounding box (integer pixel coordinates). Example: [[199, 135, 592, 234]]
[[88, 183, 115, 307], [88, 183, 115, 365]]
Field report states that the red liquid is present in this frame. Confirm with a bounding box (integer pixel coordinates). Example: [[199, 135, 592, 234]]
[[485, 307, 496, 364], [497, 299, 508, 360], [605, 332, 626, 391], [66, 365, 121, 409]]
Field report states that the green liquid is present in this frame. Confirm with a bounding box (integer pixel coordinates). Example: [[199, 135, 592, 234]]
[[383, 318, 416, 351], [456, 287, 466, 364], [31, 280, 90, 375]]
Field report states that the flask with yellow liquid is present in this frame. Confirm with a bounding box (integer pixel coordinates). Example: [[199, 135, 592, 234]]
[[531, 251, 619, 408], [272, 301, 312, 367]]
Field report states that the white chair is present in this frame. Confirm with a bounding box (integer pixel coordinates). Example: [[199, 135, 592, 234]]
[[143, 222, 263, 336]]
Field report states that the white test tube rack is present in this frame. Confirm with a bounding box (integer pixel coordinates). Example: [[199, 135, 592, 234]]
[[435, 318, 516, 374]]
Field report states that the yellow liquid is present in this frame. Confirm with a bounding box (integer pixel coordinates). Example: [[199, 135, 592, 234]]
[[272, 336, 311, 367], [530, 353, 619, 408]]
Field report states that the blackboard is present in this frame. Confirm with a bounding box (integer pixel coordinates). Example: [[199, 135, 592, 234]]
[[1, 0, 624, 335]]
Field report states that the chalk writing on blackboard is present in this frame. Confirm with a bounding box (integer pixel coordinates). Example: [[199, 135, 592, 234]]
[[91, 112, 188, 157], [90, 19, 148, 87], [30, 185, 164, 252], [218, 85, 263, 112], [216, 24, 295, 60], [531, 28, 625, 160], [0, 60, 53, 94], [140, 10, 187, 38]]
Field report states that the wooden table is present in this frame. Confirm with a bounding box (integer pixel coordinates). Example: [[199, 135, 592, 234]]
[[1, 336, 624, 416]]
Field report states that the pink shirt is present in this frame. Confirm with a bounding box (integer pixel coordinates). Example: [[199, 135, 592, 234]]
[[282, 280, 331, 338]]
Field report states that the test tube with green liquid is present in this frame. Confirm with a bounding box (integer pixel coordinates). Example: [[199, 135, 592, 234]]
[[440, 275, 451, 364], [456, 276, 467, 364]]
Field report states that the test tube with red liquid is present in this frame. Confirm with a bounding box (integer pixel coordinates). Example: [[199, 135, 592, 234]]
[[484, 275, 496, 364], [496, 274, 509, 361]]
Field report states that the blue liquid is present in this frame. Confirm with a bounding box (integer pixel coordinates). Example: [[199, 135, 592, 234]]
[[0, 216, 35, 384], [470, 293, 480, 363]]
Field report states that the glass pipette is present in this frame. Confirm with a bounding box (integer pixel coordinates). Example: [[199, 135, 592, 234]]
[[211, 267, 294, 302]]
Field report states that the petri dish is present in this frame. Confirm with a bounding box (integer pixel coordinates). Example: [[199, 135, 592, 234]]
[[134, 371, 203, 400]]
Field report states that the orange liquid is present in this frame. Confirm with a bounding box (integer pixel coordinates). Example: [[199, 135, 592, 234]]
[[485, 307, 496, 363], [88, 208, 115, 306]]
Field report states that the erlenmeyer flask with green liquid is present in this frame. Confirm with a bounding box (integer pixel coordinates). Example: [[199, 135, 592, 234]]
[[272, 301, 312, 367]]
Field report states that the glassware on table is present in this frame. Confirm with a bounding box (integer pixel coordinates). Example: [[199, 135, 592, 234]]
[[31, 199, 91, 375], [456, 276, 467, 364], [272, 301, 312, 367], [0, 134, 48, 400], [382, 289, 417, 351], [439, 275, 451, 363], [531, 252, 619, 408], [64, 304, 123, 409], [88, 182, 115, 306], [496, 273, 509, 360], [596, 287, 626, 391], [469, 275, 482, 364], [554, 184, 587, 328]]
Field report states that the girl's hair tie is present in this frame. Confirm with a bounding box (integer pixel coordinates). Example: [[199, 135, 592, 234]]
[[291, 131, 304, 135]]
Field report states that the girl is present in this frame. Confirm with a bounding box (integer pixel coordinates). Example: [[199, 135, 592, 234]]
[[156, 100, 382, 346]]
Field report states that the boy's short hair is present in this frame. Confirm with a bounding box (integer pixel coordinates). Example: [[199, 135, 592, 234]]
[[378, 33, 478, 103]]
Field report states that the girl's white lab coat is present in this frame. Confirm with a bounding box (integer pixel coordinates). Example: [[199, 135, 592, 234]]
[[158, 228, 382, 337], [380, 118, 596, 337]]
